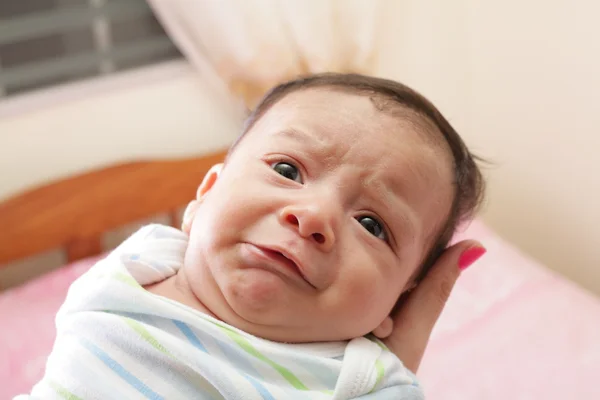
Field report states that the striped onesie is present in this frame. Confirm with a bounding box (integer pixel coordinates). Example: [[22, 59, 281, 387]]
[[16, 225, 423, 399]]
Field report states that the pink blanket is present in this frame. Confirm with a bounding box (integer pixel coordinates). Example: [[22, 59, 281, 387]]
[[1, 221, 599, 398]]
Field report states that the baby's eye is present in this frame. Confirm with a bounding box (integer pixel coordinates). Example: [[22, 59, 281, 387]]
[[357, 216, 387, 241], [272, 162, 302, 183]]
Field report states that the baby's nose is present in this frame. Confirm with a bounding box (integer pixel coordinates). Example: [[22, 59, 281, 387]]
[[279, 205, 336, 251]]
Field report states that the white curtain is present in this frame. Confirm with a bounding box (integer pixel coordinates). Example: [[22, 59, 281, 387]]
[[147, 0, 392, 117]]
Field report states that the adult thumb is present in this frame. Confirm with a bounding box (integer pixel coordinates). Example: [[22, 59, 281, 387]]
[[384, 240, 486, 372]]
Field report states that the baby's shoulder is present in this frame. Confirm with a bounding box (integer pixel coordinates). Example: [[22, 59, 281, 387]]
[[109, 224, 186, 256]]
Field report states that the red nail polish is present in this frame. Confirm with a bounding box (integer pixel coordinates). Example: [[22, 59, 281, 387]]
[[458, 247, 487, 270]]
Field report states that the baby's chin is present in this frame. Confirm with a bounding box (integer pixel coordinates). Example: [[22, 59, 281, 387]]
[[211, 284, 372, 343], [212, 274, 319, 341]]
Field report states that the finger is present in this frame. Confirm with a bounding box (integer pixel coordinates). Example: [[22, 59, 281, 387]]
[[385, 240, 486, 372]]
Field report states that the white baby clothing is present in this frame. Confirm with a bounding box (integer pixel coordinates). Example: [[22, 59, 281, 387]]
[[16, 224, 423, 399]]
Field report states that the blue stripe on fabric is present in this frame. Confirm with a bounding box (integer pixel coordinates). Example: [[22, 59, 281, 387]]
[[63, 350, 130, 399], [173, 320, 276, 400], [214, 339, 277, 400], [79, 336, 164, 400], [240, 372, 276, 400], [172, 320, 209, 353]]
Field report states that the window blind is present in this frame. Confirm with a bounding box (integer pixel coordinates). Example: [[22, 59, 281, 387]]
[[0, 0, 181, 97]]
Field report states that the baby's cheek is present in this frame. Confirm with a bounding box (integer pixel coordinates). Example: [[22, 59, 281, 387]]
[[338, 270, 389, 317]]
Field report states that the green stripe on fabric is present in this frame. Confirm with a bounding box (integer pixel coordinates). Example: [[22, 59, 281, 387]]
[[113, 272, 142, 289], [123, 317, 229, 400], [49, 380, 83, 400], [370, 336, 390, 352], [123, 318, 171, 356], [369, 359, 385, 393], [218, 326, 309, 391]]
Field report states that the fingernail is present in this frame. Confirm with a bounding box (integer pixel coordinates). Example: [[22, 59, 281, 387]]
[[458, 246, 487, 270]]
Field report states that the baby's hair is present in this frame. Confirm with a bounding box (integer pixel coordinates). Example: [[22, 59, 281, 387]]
[[229, 73, 486, 283]]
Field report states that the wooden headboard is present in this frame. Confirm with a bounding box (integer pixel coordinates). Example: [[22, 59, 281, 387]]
[[0, 150, 227, 265]]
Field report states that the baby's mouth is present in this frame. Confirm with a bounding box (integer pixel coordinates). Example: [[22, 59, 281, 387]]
[[252, 245, 315, 289], [266, 249, 302, 275]]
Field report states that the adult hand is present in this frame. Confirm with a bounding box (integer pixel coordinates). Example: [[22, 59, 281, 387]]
[[383, 240, 486, 372]]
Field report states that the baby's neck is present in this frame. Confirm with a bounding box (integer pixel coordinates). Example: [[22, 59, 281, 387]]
[[144, 270, 218, 319]]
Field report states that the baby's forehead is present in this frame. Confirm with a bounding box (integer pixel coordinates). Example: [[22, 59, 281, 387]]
[[258, 88, 449, 156]]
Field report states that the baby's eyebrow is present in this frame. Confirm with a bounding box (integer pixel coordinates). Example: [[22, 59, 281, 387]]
[[278, 128, 332, 152], [279, 128, 311, 142], [276, 128, 336, 164]]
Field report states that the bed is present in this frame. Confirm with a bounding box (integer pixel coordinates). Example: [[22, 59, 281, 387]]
[[1, 150, 599, 399]]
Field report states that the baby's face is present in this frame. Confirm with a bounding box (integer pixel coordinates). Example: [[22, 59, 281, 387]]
[[184, 89, 454, 342]]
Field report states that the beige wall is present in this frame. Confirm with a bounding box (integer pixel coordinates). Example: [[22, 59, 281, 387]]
[[378, 0, 600, 294]]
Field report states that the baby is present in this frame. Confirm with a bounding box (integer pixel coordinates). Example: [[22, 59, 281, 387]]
[[17, 73, 484, 399]]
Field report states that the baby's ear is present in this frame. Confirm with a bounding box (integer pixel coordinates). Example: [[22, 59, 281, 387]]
[[196, 163, 223, 200], [372, 316, 393, 339], [181, 163, 223, 233], [372, 281, 417, 338]]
